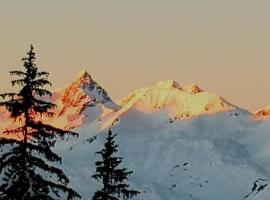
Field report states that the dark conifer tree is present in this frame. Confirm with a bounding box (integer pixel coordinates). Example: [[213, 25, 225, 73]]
[[92, 130, 140, 200], [0, 45, 81, 200]]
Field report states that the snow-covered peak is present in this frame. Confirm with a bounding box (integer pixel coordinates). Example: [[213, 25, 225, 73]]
[[74, 70, 93, 86], [109, 80, 237, 125], [77, 69, 90, 78], [154, 80, 203, 94], [65, 70, 95, 96], [60, 70, 118, 108], [46, 70, 120, 129]]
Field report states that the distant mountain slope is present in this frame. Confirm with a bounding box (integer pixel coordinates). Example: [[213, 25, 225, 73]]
[[56, 110, 270, 200]]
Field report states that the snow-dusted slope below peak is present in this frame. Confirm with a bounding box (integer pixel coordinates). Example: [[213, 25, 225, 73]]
[[104, 80, 242, 127], [54, 110, 270, 200]]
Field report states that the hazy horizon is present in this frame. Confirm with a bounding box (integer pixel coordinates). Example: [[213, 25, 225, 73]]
[[1, 0, 270, 111]]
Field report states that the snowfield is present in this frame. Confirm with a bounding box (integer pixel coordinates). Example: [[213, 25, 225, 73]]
[[54, 109, 270, 200]]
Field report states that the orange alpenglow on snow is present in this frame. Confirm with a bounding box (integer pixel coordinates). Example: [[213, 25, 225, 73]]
[[0, 70, 252, 136], [116, 80, 235, 118]]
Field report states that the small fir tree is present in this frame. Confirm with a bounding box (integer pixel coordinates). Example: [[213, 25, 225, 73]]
[[0, 45, 81, 200], [92, 130, 140, 200]]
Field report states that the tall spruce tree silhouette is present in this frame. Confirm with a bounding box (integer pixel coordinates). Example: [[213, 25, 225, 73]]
[[92, 130, 140, 200], [0, 45, 81, 200]]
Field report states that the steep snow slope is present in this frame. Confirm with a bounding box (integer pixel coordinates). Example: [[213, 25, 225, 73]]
[[55, 110, 270, 200]]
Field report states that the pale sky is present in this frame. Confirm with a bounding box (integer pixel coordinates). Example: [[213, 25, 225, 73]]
[[1, 0, 270, 111]]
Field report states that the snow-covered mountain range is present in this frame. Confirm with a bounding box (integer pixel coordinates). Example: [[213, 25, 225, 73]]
[[1, 70, 270, 200]]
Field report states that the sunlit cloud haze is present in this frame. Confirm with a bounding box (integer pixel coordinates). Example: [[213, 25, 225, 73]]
[[0, 0, 270, 111]]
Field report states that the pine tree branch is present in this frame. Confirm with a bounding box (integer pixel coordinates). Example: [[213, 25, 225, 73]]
[[11, 79, 25, 87], [36, 71, 49, 78], [31, 130, 57, 147], [41, 179, 81, 199], [0, 93, 17, 100], [2, 126, 24, 136], [10, 70, 27, 77], [29, 121, 79, 139], [29, 194, 55, 200], [0, 138, 21, 146], [32, 88, 52, 97], [25, 142, 62, 162], [31, 78, 52, 88], [32, 97, 56, 109], [29, 156, 69, 184], [0, 98, 24, 118], [0, 147, 24, 173], [0, 154, 22, 172]]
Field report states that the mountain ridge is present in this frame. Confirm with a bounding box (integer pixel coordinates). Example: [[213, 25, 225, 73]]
[[0, 70, 268, 132]]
